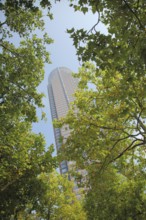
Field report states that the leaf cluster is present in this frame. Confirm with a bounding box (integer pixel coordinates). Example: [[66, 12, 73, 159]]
[[0, 1, 57, 218], [55, 0, 146, 218]]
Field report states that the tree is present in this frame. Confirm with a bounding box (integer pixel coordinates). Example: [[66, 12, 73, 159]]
[[55, 63, 146, 218], [68, 0, 145, 65], [55, 0, 146, 218], [0, 126, 56, 219], [14, 171, 87, 220], [0, 0, 53, 124], [0, 1, 57, 218], [84, 164, 146, 220], [64, 0, 146, 164], [56, 62, 146, 166]]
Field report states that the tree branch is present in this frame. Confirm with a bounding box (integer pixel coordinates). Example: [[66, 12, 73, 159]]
[[123, 0, 144, 29], [111, 140, 144, 162], [87, 5, 100, 34], [1, 178, 18, 192], [87, 12, 100, 34], [0, 43, 20, 56], [0, 20, 7, 26], [134, 114, 146, 133]]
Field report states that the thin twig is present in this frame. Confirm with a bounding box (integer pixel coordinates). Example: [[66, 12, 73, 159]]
[[87, 11, 100, 34], [123, 0, 144, 29]]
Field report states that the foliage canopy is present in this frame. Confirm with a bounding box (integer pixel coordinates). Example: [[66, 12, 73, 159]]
[[0, 0, 56, 218], [55, 0, 146, 219]]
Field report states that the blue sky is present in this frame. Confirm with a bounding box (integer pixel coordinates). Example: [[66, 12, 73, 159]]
[[32, 1, 107, 152]]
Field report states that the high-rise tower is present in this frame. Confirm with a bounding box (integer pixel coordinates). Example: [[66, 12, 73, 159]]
[[48, 67, 78, 174]]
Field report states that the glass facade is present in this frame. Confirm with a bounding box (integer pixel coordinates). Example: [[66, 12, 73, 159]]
[[48, 67, 78, 174]]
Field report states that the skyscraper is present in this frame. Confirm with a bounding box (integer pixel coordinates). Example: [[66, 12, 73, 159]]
[[48, 67, 79, 174]]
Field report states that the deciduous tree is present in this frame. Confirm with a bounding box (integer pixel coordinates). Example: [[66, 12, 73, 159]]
[[0, 1, 56, 218], [14, 171, 87, 220], [55, 0, 146, 218]]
